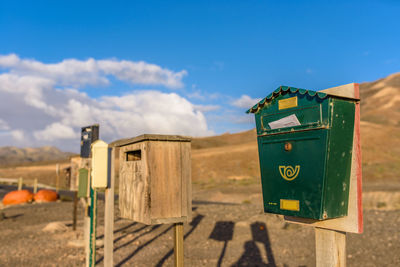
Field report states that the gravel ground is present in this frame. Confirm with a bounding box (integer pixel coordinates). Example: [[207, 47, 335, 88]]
[[0, 184, 399, 267]]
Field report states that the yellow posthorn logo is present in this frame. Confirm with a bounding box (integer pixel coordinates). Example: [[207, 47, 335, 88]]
[[279, 165, 300, 181]]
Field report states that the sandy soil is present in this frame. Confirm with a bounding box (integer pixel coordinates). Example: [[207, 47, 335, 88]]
[[1, 183, 399, 267]]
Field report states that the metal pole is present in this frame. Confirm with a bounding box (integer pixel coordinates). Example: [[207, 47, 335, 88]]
[[89, 187, 97, 267]]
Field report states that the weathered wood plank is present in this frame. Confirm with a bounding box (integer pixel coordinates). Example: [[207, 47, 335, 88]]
[[119, 142, 151, 224], [315, 228, 346, 267], [104, 147, 115, 267], [174, 223, 184, 267], [180, 142, 192, 221], [148, 141, 182, 220], [70, 156, 81, 191], [84, 205, 90, 267], [111, 134, 190, 147]]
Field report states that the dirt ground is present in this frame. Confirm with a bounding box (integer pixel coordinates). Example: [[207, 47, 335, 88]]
[[1, 182, 399, 267]]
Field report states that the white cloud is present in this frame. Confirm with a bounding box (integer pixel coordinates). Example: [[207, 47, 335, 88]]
[[193, 104, 221, 112], [98, 59, 187, 88], [0, 54, 186, 89], [232, 95, 261, 109], [0, 54, 212, 151], [34, 123, 78, 141], [0, 119, 10, 130], [11, 130, 24, 142]]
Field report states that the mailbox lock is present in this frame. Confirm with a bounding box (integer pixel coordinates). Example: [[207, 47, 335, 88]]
[[284, 142, 292, 151]]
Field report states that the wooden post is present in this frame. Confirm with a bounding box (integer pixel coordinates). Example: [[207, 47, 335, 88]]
[[18, 177, 23, 190], [72, 191, 78, 231], [315, 228, 346, 267], [33, 178, 38, 194], [174, 222, 184, 267], [104, 148, 114, 267], [56, 163, 60, 193], [83, 200, 91, 267]]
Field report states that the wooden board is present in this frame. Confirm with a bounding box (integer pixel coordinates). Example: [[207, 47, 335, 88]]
[[70, 156, 81, 191], [284, 83, 363, 234], [148, 141, 182, 222], [111, 134, 191, 147], [104, 146, 115, 267], [180, 142, 192, 221], [315, 228, 346, 267], [119, 142, 151, 224]]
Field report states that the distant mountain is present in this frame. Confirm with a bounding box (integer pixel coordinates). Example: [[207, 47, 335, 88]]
[[191, 129, 256, 149], [0, 146, 74, 166], [360, 73, 400, 127]]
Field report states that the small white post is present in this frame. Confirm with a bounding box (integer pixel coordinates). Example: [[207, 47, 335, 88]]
[[33, 178, 38, 193], [18, 177, 23, 190], [56, 163, 60, 192]]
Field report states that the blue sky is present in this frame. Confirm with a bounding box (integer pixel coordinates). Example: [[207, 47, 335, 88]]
[[0, 0, 399, 151]]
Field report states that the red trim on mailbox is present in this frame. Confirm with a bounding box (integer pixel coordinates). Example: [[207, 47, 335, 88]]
[[354, 83, 363, 233]]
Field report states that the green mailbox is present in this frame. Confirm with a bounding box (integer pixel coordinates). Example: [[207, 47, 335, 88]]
[[247, 86, 359, 220], [78, 168, 89, 198]]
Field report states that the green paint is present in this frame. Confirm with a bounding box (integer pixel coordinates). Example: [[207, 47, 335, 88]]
[[89, 187, 97, 266], [251, 87, 356, 220], [78, 168, 89, 198]]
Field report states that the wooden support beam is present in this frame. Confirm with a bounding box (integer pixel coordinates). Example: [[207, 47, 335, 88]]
[[84, 203, 90, 267], [104, 147, 115, 267], [174, 222, 184, 267], [33, 178, 38, 194], [315, 228, 346, 267], [18, 177, 23, 190], [56, 163, 60, 193], [72, 191, 78, 231]]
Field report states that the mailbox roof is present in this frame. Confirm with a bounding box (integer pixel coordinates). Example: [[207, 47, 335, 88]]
[[110, 134, 191, 147], [246, 85, 358, 114]]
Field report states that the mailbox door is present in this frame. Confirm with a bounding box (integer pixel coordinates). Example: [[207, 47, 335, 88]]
[[258, 129, 328, 219], [78, 168, 89, 198]]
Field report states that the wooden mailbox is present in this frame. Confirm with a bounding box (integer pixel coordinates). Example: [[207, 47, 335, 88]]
[[69, 156, 81, 191], [113, 134, 191, 225]]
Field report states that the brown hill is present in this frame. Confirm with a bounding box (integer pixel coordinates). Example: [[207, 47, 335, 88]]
[[192, 75, 400, 184], [359, 73, 400, 126], [191, 129, 256, 149], [0, 146, 73, 166]]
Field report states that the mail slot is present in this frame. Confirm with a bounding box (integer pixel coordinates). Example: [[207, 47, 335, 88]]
[[113, 134, 191, 225], [247, 86, 358, 220]]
